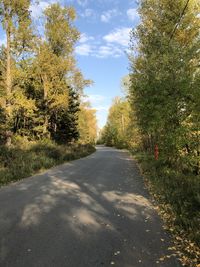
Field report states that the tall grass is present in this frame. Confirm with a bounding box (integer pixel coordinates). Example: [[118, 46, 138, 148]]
[[0, 139, 95, 187], [132, 151, 200, 266], [134, 152, 200, 243]]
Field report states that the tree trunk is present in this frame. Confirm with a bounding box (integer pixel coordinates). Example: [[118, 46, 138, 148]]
[[5, 16, 12, 147], [54, 112, 57, 133], [42, 74, 49, 134]]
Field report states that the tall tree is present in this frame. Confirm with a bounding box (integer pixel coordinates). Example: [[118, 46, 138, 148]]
[[101, 97, 138, 149], [54, 86, 80, 143], [0, 0, 33, 145], [129, 0, 200, 171], [32, 3, 85, 137], [78, 102, 97, 144]]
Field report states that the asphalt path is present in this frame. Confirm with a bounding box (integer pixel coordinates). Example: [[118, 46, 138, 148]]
[[0, 146, 182, 267]]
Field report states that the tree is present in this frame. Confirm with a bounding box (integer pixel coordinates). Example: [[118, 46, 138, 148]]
[[101, 97, 138, 149], [0, 0, 33, 145], [78, 102, 97, 144], [29, 4, 76, 137], [129, 0, 200, 171], [53, 87, 80, 143], [0, 2, 95, 146]]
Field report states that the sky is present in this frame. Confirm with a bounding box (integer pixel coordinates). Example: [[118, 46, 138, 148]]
[[0, 0, 140, 129]]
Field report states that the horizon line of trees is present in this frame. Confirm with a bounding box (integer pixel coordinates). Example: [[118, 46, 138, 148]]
[[0, 0, 97, 146]]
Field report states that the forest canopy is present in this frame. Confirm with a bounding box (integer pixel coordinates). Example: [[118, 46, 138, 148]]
[[0, 1, 97, 146]]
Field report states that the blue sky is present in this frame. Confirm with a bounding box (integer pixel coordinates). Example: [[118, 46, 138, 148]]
[[0, 0, 140, 128]]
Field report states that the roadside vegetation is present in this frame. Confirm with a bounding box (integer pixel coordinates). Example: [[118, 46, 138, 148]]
[[0, 140, 95, 187], [0, 2, 97, 186], [99, 1, 200, 266]]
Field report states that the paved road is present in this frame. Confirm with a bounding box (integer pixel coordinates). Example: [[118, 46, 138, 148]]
[[0, 146, 181, 267]]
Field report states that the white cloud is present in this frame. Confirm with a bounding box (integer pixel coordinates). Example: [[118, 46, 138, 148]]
[[86, 94, 109, 112], [77, 0, 88, 7], [76, 43, 124, 58], [96, 45, 123, 58], [75, 44, 93, 56], [103, 27, 131, 47], [79, 33, 94, 43], [76, 29, 130, 58], [127, 8, 139, 21], [80, 8, 95, 18], [101, 9, 120, 23], [29, 1, 50, 19]]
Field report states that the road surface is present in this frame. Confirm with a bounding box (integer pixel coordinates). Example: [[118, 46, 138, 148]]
[[0, 146, 181, 267]]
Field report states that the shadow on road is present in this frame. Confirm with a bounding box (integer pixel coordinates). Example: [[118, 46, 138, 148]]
[[0, 147, 181, 267]]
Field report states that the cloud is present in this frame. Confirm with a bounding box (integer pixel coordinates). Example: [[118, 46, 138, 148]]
[[75, 31, 127, 58], [77, 0, 88, 7], [76, 42, 124, 58], [103, 27, 131, 47], [96, 45, 123, 58], [127, 8, 139, 21], [29, 1, 50, 19], [75, 44, 93, 56], [80, 8, 95, 18], [100, 9, 120, 23], [86, 94, 109, 112], [76, 30, 129, 58], [79, 33, 94, 43]]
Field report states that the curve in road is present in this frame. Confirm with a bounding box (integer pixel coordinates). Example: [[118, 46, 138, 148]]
[[0, 146, 181, 267]]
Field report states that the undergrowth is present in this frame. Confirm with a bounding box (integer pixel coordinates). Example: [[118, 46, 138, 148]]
[[131, 151, 200, 267], [0, 139, 95, 187]]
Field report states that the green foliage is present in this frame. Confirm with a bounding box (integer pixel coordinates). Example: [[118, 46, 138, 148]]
[[0, 2, 97, 187], [129, 0, 200, 172], [52, 87, 80, 143], [0, 1, 96, 145], [44, 3, 79, 56], [134, 151, 200, 252], [126, 0, 200, 261], [100, 97, 140, 149], [78, 102, 97, 144], [101, 0, 200, 262]]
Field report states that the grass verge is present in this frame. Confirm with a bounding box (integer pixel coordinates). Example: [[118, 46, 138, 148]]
[[0, 140, 95, 187], [130, 150, 200, 267]]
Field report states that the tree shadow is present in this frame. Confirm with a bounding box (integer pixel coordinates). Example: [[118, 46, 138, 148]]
[[0, 147, 181, 267]]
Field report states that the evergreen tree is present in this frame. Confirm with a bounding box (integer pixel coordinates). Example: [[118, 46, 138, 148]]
[[53, 87, 80, 143]]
